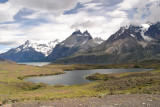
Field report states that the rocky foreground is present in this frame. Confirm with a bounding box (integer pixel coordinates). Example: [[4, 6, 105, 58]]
[[2, 94, 158, 107]]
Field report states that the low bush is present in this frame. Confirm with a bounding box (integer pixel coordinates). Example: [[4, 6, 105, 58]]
[[14, 82, 46, 91]]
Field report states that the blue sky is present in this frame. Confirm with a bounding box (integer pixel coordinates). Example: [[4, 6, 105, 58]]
[[0, 0, 8, 3], [0, 0, 160, 53]]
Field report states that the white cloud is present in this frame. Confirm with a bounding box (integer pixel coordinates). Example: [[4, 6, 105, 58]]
[[146, 1, 160, 23], [0, 23, 25, 46], [0, 2, 21, 23], [10, 0, 92, 13], [116, 0, 160, 26], [117, 0, 140, 10], [83, 3, 103, 10], [106, 10, 127, 18], [23, 23, 73, 41], [17, 11, 110, 41]]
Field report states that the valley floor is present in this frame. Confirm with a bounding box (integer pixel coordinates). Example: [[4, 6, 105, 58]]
[[0, 60, 160, 107]]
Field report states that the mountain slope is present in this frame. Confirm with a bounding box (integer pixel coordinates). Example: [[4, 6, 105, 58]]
[[145, 22, 160, 39], [0, 57, 4, 61], [0, 40, 59, 62], [54, 22, 160, 64], [46, 30, 98, 61]]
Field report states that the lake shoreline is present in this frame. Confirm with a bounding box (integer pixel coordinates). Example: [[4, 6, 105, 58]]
[[24, 68, 153, 85]]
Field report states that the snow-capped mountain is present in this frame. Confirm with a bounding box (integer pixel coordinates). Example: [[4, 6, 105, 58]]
[[0, 40, 59, 62], [46, 30, 99, 61], [16, 40, 59, 57]]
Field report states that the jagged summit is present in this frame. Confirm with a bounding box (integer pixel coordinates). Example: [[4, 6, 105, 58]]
[[71, 30, 82, 35], [46, 30, 98, 61], [60, 30, 95, 48], [83, 30, 89, 35], [83, 30, 92, 39], [24, 40, 30, 45]]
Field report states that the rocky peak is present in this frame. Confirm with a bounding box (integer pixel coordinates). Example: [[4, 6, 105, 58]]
[[71, 30, 82, 36], [83, 30, 89, 35], [24, 40, 31, 45], [83, 30, 92, 39]]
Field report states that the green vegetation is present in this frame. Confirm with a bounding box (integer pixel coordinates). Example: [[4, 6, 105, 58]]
[[86, 70, 160, 94], [0, 59, 160, 104], [86, 73, 114, 81]]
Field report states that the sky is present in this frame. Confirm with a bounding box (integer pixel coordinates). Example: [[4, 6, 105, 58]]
[[0, 0, 160, 53]]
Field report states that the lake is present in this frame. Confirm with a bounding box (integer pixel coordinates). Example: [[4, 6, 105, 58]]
[[18, 62, 51, 66], [24, 69, 153, 85]]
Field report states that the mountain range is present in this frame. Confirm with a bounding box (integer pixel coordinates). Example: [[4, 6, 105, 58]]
[[0, 22, 160, 63], [55, 22, 160, 64], [0, 30, 104, 62]]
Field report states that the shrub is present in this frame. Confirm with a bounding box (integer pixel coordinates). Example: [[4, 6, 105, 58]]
[[15, 82, 45, 91]]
